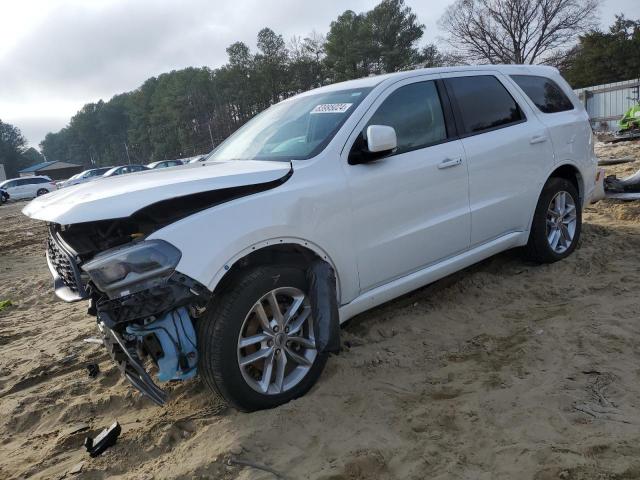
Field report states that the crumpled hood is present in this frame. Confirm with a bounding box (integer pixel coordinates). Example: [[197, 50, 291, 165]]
[[23, 160, 291, 225]]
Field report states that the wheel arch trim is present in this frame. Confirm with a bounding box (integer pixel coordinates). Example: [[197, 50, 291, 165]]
[[208, 237, 342, 303], [525, 162, 585, 237]]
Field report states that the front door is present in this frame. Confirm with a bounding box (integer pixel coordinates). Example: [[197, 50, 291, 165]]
[[10, 179, 29, 199], [342, 77, 471, 293]]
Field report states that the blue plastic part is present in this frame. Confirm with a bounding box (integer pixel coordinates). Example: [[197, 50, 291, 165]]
[[126, 307, 198, 382]]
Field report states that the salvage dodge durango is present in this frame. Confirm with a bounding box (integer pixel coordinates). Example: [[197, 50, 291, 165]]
[[24, 65, 597, 411]]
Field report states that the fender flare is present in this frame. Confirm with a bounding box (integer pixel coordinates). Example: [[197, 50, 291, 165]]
[[208, 236, 342, 303], [524, 161, 585, 236]]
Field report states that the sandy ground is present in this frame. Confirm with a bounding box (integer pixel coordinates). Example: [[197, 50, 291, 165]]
[[2, 141, 640, 479]]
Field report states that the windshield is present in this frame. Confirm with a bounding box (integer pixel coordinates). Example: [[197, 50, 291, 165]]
[[206, 87, 372, 162]]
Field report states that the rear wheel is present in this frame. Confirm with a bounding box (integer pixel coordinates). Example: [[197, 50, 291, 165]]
[[197, 265, 328, 412], [36, 188, 48, 196], [525, 177, 581, 263]]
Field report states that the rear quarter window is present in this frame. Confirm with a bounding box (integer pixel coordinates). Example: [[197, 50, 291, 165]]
[[511, 75, 574, 114], [445, 75, 525, 135]]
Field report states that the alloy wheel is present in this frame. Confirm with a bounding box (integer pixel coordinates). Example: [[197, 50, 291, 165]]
[[237, 287, 317, 395], [546, 190, 577, 254]]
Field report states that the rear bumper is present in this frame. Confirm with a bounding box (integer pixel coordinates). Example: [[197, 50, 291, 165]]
[[588, 168, 606, 204]]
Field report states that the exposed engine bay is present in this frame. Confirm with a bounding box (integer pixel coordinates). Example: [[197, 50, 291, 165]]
[[26, 161, 342, 409], [47, 218, 210, 405], [39, 169, 305, 405]]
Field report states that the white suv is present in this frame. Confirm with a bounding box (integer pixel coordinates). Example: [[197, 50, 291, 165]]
[[24, 65, 597, 411], [1, 175, 56, 200]]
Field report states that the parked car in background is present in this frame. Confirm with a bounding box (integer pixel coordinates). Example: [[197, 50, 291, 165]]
[[58, 167, 113, 188], [23, 65, 597, 412], [0, 189, 9, 204], [56, 173, 81, 188], [187, 155, 207, 163], [1, 176, 56, 200], [147, 160, 183, 169], [102, 165, 149, 177]]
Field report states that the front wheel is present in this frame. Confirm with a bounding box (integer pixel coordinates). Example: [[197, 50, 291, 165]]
[[525, 177, 582, 263], [36, 188, 49, 197], [197, 265, 328, 412]]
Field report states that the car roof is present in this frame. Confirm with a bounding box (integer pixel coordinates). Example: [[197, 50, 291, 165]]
[[294, 64, 560, 97], [0, 175, 49, 184]]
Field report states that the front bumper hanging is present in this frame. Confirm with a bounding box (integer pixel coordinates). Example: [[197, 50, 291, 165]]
[[98, 319, 168, 406]]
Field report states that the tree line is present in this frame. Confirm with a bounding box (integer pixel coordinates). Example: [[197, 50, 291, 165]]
[[0, 121, 43, 178], [563, 14, 640, 88], [1, 0, 638, 172], [40, 0, 444, 168]]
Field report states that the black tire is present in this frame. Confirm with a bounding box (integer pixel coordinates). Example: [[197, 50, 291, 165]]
[[36, 188, 48, 196], [197, 265, 329, 412], [525, 177, 582, 263]]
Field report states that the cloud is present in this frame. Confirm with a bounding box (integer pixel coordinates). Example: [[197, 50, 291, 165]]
[[1, 0, 636, 147]]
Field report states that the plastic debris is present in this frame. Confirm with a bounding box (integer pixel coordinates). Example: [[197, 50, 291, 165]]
[[84, 421, 121, 457], [69, 461, 85, 474], [86, 363, 100, 378]]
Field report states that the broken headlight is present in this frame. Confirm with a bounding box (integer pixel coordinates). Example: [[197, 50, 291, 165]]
[[82, 240, 181, 297]]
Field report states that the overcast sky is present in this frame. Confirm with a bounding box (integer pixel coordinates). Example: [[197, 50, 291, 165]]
[[1, 0, 638, 148]]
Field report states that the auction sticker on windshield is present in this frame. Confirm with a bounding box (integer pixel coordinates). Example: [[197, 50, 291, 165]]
[[311, 103, 353, 114]]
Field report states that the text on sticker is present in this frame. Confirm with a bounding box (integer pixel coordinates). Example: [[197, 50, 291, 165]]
[[311, 103, 353, 114]]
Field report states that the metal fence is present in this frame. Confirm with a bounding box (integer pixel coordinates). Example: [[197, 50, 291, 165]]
[[574, 78, 640, 132]]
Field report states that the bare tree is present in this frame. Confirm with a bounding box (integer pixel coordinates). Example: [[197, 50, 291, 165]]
[[439, 0, 601, 65]]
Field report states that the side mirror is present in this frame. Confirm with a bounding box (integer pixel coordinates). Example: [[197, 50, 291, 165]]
[[366, 125, 397, 153], [348, 125, 397, 165]]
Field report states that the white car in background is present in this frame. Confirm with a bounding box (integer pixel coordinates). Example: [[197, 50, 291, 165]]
[[58, 167, 113, 188], [102, 164, 149, 177], [1, 176, 57, 200], [147, 160, 184, 169], [24, 65, 597, 412]]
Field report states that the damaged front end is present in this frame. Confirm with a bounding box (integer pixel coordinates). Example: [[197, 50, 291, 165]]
[[47, 222, 209, 405]]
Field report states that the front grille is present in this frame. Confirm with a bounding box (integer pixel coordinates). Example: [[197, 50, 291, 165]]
[[47, 231, 82, 293]]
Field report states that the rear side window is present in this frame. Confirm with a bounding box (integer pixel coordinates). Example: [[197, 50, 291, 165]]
[[511, 75, 574, 114], [366, 81, 447, 154], [445, 75, 524, 135]]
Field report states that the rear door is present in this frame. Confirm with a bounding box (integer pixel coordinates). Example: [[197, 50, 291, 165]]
[[509, 73, 591, 171], [16, 178, 37, 198], [442, 72, 555, 246], [23, 178, 42, 197], [343, 75, 471, 292]]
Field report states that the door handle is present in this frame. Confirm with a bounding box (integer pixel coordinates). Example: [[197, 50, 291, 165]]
[[530, 135, 548, 144], [438, 158, 463, 169]]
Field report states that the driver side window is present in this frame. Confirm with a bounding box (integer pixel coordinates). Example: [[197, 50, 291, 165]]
[[367, 81, 447, 155]]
